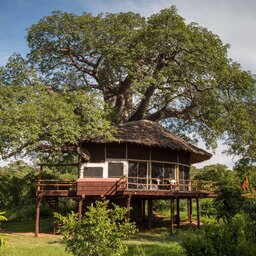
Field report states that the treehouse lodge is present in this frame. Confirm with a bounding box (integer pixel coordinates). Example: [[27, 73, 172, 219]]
[[35, 120, 217, 236]]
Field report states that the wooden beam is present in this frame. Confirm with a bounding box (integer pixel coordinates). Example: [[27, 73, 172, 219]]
[[170, 199, 174, 234], [196, 197, 200, 229], [38, 163, 79, 167], [188, 198, 192, 224], [148, 198, 152, 231], [53, 197, 59, 235], [142, 199, 146, 221], [176, 198, 180, 228], [127, 195, 131, 219], [78, 196, 84, 222], [35, 198, 42, 237]]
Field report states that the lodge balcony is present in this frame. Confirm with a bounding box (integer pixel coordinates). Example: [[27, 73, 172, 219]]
[[36, 177, 218, 199]]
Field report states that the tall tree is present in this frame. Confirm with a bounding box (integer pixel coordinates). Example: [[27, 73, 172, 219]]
[[0, 6, 255, 160]]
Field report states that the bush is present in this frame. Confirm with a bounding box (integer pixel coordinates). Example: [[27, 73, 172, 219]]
[[55, 200, 137, 256], [213, 180, 244, 222], [200, 199, 216, 218], [0, 211, 7, 247], [180, 213, 256, 256], [180, 231, 216, 256]]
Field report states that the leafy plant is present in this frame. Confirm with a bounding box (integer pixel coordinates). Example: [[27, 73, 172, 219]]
[[0, 211, 7, 247], [180, 213, 256, 256], [55, 200, 137, 256]]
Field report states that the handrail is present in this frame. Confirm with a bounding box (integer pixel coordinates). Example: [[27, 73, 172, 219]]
[[36, 179, 77, 192], [36, 177, 217, 194], [126, 176, 216, 193], [103, 176, 127, 195]]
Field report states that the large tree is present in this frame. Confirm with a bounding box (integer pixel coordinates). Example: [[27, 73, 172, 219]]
[[0, 6, 255, 160]]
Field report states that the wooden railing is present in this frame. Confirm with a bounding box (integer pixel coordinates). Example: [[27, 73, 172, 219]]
[[37, 179, 77, 192], [36, 177, 216, 194], [104, 176, 127, 195], [125, 177, 216, 193]]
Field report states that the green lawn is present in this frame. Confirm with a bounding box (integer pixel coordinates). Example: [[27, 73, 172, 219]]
[[0, 228, 185, 256], [0, 233, 70, 256]]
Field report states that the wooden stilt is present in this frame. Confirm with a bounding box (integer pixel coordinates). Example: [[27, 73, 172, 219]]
[[127, 195, 131, 219], [35, 197, 42, 237], [196, 197, 200, 229], [148, 198, 152, 231], [188, 198, 192, 224], [78, 196, 84, 223], [176, 198, 180, 228], [170, 199, 174, 234], [53, 197, 59, 235], [142, 199, 146, 221]]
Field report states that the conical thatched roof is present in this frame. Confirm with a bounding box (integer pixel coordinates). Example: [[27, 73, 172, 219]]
[[87, 120, 212, 164]]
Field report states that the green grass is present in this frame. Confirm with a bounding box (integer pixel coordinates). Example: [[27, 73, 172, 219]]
[[125, 230, 185, 256], [1, 218, 52, 233], [0, 226, 185, 256], [0, 233, 70, 256]]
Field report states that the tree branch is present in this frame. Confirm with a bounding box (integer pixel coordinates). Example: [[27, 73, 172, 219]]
[[128, 85, 155, 121], [145, 104, 195, 122]]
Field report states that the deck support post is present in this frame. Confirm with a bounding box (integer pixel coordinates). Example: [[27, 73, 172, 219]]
[[196, 197, 200, 229], [127, 195, 131, 219], [170, 199, 175, 234], [142, 199, 146, 221], [78, 196, 84, 223], [35, 197, 42, 237], [148, 198, 152, 231], [53, 197, 59, 235], [188, 198, 192, 224], [176, 198, 180, 228]]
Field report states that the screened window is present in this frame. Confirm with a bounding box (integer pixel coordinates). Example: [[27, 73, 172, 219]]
[[179, 165, 190, 191], [128, 162, 147, 189], [108, 163, 123, 178], [152, 163, 175, 180], [83, 167, 103, 178], [151, 162, 175, 189]]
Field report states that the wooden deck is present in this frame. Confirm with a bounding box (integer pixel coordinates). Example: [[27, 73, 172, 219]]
[[36, 179, 77, 197], [36, 177, 218, 198]]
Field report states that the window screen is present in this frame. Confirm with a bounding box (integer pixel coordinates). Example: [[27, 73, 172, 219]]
[[108, 163, 123, 178], [83, 167, 103, 178]]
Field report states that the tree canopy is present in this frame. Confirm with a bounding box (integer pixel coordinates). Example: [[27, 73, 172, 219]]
[[0, 6, 255, 161]]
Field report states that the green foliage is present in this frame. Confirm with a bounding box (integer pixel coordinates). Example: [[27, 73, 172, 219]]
[[213, 179, 244, 222], [180, 214, 256, 256], [0, 212, 7, 222], [55, 200, 137, 256], [193, 164, 234, 182], [234, 159, 256, 193], [0, 161, 37, 209], [180, 230, 216, 256], [0, 67, 112, 159], [0, 211, 7, 247], [4, 5, 253, 157], [0, 161, 75, 221], [200, 199, 217, 218]]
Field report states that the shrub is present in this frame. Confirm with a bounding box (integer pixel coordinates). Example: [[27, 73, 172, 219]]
[[0, 211, 7, 247], [180, 213, 256, 256], [213, 180, 244, 222], [55, 200, 137, 256], [180, 230, 216, 256]]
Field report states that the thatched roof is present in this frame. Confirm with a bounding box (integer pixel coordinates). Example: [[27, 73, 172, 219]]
[[88, 120, 212, 164]]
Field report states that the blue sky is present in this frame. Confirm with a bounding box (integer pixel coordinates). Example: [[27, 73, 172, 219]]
[[1, 0, 256, 168]]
